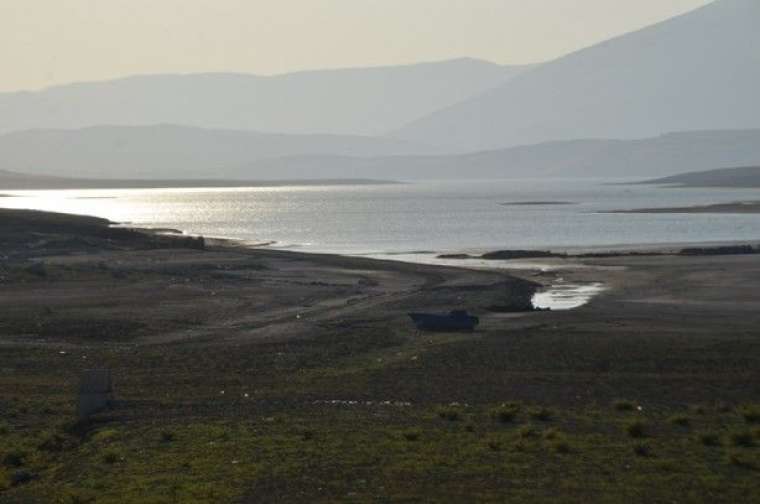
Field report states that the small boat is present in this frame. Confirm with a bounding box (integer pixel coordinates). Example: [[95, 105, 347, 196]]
[[408, 310, 479, 332]]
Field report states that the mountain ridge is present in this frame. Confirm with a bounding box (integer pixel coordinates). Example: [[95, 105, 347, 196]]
[[393, 0, 760, 151], [0, 58, 531, 137]]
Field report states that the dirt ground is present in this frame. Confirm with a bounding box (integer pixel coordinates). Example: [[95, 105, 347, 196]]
[[1, 209, 759, 503]]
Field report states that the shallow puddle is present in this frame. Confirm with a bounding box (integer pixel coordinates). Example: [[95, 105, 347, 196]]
[[532, 282, 605, 310]]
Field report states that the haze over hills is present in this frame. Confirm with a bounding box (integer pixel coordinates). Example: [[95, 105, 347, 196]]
[[0, 58, 529, 137], [3, 127, 758, 181], [394, 0, 760, 151], [0, 125, 434, 179], [240, 130, 760, 180]]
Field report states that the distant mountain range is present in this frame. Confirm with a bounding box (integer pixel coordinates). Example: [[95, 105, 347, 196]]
[[242, 130, 760, 180], [394, 0, 760, 151], [0, 125, 433, 179], [0, 58, 529, 137], [642, 166, 760, 188], [1, 0, 758, 184], [3, 127, 759, 181]]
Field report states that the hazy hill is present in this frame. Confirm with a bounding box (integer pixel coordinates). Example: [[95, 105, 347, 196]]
[[239, 130, 760, 180], [642, 165, 760, 187], [3, 128, 759, 182], [0, 125, 433, 179], [0, 59, 529, 137], [394, 0, 760, 151]]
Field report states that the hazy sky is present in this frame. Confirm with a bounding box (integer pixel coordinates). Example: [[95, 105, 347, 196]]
[[2, 0, 711, 92]]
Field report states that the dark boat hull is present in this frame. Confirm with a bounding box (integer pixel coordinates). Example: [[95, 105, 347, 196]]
[[408, 312, 479, 332]]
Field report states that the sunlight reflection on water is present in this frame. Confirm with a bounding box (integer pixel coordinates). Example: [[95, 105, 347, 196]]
[[532, 283, 606, 310]]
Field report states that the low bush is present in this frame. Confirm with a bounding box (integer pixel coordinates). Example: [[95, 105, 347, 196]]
[[625, 420, 648, 438], [729, 431, 755, 448], [739, 405, 760, 424], [613, 400, 636, 412], [10, 469, 36, 486], [529, 407, 553, 422], [668, 415, 691, 428], [437, 407, 462, 422], [102, 449, 121, 465], [633, 443, 652, 458], [2, 449, 25, 468], [698, 432, 721, 447], [492, 405, 520, 424]]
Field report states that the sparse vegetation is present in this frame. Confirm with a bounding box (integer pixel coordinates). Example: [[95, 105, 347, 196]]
[[739, 405, 760, 424], [518, 425, 539, 439], [437, 406, 463, 422], [669, 414, 691, 428], [529, 407, 553, 422], [10, 469, 36, 486], [727, 451, 756, 470], [102, 449, 121, 465], [614, 400, 636, 412], [1, 449, 25, 468], [633, 443, 652, 458], [492, 403, 521, 423], [729, 431, 755, 448], [698, 432, 720, 447], [625, 420, 648, 438]]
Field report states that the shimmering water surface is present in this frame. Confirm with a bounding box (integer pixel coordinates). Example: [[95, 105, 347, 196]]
[[3, 179, 760, 257]]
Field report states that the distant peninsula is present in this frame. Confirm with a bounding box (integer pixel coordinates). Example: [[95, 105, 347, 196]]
[[640, 166, 760, 188], [0, 169, 399, 191], [609, 201, 760, 214]]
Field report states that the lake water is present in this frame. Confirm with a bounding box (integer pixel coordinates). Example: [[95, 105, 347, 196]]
[[3, 178, 760, 259]]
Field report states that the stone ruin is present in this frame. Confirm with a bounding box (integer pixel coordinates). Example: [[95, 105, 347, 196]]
[[78, 369, 113, 419]]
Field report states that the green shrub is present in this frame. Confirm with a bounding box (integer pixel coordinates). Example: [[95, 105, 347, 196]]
[[492, 405, 520, 424], [633, 443, 652, 458], [668, 415, 691, 428], [727, 451, 756, 470], [529, 407, 553, 422], [102, 449, 121, 465], [437, 407, 462, 422], [402, 430, 421, 442], [518, 425, 539, 439], [716, 402, 733, 414], [625, 420, 648, 438], [543, 428, 561, 441], [698, 432, 721, 447], [739, 405, 760, 424], [729, 431, 755, 448], [691, 405, 706, 415], [550, 439, 572, 454], [512, 440, 528, 452], [613, 400, 636, 412], [38, 432, 75, 452], [10, 469, 36, 486], [2, 449, 25, 468]]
